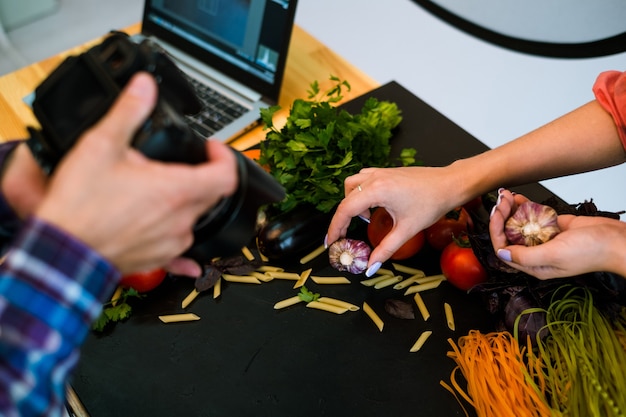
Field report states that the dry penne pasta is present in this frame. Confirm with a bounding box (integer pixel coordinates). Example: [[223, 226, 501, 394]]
[[299, 244, 326, 264], [375, 267, 395, 276], [293, 268, 312, 289], [221, 274, 261, 284], [317, 297, 360, 312], [266, 271, 301, 280], [256, 265, 284, 272], [413, 292, 430, 321], [181, 288, 200, 309], [393, 273, 428, 290], [110, 286, 123, 307], [306, 301, 349, 314], [274, 295, 304, 309], [250, 271, 273, 282], [374, 275, 402, 289], [159, 313, 201, 323], [241, 246, 255, 261], [362, 302, 384, 332], [410, 330, 433, 352], [444, 302, 455, 331], [311, 276, 351, 285], [414, 274, 446, 285], [392, 263, 425, 276], [360, 274, 394, 287], [213, 277, 222, 299], [403, 278, 444, 295]]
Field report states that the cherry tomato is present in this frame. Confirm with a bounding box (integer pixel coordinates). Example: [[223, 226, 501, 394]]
[[425, 207, 474, 251], [367, 207, 425, 260], [120, 268, 167, 293], [439, 236, 487, 291]]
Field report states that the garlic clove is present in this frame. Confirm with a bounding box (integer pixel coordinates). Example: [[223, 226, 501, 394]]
[[328, 238, 371, 274], [504, 201, 560, 246]]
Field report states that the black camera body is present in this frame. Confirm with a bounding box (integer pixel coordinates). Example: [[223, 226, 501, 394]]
[[27, 32, 285, 263]]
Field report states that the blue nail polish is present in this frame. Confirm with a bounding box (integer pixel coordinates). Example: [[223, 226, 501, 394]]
[[490, 205, 497, 219], [497, 249, 512, 262], [365, 261, 382, 277], [323, 234, 329, 249], [358, 215, 371, 224]]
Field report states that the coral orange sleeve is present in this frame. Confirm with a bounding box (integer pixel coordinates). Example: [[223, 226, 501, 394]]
[[593, 70, 626, 150]]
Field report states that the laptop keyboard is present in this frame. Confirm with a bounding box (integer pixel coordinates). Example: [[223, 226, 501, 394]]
[[183, 76, 249, 138]]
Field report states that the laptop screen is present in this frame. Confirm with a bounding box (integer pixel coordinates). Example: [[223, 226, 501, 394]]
[[142, 0, 297, 102]]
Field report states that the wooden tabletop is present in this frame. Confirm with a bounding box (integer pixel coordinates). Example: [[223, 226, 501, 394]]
[[0, 23, 378, 151]]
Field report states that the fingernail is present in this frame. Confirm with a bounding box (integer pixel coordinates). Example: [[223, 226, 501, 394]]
[[497, 249, 512, 262], [497, 187, 505, 195], [323, 234, 329, 249], [365, 261, 382, 277], [490, 204, 497, 219], [358, 215, 370, 224]]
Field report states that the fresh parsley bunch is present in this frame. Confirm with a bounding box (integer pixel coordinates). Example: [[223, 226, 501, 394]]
[[259, 76, 416, 214]]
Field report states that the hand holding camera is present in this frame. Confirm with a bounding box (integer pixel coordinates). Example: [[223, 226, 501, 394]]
[[26, 32, 285, 270]]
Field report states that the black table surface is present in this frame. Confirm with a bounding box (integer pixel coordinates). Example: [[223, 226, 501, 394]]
[[70, 81, 557, 417]]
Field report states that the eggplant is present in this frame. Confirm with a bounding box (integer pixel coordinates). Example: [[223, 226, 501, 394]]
[[256, 204, 334, 261]]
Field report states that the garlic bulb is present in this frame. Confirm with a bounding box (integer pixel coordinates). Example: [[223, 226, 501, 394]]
[[328, 238, 371, 274], [504, 201, 560, 246]]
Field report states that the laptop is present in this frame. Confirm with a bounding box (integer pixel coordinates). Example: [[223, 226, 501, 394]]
[[137, 0, 298, 142]]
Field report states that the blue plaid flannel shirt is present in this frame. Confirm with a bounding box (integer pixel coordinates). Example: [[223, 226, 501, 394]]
[[0, 141, 120, 416]]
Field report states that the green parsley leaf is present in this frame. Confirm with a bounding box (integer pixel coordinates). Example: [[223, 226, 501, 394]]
[[298, 286, 320, 303]]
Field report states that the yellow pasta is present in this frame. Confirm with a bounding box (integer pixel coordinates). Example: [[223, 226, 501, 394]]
[[256, 265, 284, 272], [110, 286, 123, 307], [360, 274, 394, 287], [266, 271, 301, 280], [362, 302, 384, 332], [306, 301, 349, 314], [414, 273, 446, 285], [444, 302, 455, 331], [299, 244, 326, 264], [317, 297, 360, 312], [213, 277, 222, 299], [393, 272, 429, 290], [374, 275, 403, 289], [403, 278, 444, 295], [413, 292, 430, 321], [311, 276, 351, 285], [392, 263, 425, 276], [221, 274, 261, 284], [274, 295, 304, 310], [181, 288, 199, 309], [375, 267, 395, 276], [241, 246, 255, 261], [159, 313, 201, 323], [410, 330, 433, 352], [293, 268, 313, 289], [250, 271, 274, 282]]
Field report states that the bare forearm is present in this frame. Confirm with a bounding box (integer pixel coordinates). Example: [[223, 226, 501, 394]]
[[449, 100, 625, 203]]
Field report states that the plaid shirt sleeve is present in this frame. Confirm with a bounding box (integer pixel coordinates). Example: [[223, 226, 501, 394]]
[[593, 70, 626, 150], [0, 216, 120, 417]]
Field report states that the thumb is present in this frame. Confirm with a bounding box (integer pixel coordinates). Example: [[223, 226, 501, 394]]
[[88, 72, 158, 149]]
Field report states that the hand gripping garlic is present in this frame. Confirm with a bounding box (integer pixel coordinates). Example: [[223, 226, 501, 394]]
[[328, 238, 371, 274], [504, 201, 560, 246]]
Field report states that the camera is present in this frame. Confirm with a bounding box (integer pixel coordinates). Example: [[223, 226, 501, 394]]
[[26, 32, 285, 264]]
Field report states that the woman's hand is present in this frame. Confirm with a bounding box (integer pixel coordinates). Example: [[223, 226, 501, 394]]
[[326, 165, 466, 274], [490, 189, 626, 279]]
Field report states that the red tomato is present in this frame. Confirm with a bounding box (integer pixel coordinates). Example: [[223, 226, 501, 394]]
[[120, 268, 167, 293], [440, 236, 487, 291], [425, 207, 474, 251], [367, 207, 425, 260]]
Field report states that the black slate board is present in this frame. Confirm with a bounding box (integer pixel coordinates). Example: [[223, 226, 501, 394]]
[[70, 81, 557, 417]]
